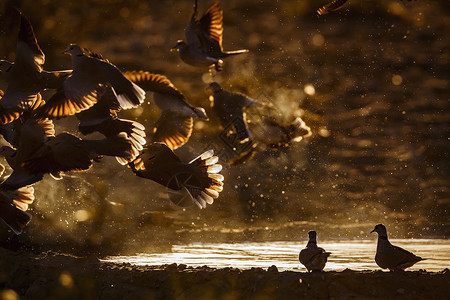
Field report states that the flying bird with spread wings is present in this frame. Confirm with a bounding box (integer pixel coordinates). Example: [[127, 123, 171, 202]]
[[172, 0, 249, 71]]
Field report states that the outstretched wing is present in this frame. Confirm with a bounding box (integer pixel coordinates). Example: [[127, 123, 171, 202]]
[[123, 71, 184, 100], [199, 0, 223, 48], [151, 112, 193, 150], [15, 10, 45, 72]]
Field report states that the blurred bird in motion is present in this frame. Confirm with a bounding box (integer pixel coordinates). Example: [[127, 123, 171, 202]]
[[317, 0, 415, 15], [371, 224, 425, 271], [172, 0, 249, 71], [299, 230, 331, 272], [317, 0, 348, 15], [124, 71, 208, 150], [208, 82, 261, 163], [0, 163, 35, 235], [129, 143, 224, 209], [0, 9, 71, 124], [248, 116, 312, 149]]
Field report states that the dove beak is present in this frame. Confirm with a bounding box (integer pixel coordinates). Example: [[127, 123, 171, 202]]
[[370, 229, 375, 233]]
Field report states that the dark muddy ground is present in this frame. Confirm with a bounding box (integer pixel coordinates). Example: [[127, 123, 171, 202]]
[[1, 248, 449, 300]]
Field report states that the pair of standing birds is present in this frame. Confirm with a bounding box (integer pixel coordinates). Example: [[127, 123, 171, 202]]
[[299, 224, 425, 272]]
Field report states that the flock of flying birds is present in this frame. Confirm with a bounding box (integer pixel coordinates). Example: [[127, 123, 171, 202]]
[[0, 0, 315, 235]]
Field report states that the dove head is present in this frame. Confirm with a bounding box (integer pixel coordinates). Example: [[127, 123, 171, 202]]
[[0, 60, 13, 73], [208, 82, 223, 93], [371, 224, 387, 237], [64, 44, 83, 56], [308, 230, 317, 241], [145, 142, 170, 159], [193, 107, 208, 120], [171, 40, 187, 52]]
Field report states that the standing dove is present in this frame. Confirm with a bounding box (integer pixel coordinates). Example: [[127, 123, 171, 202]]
[[371, 224, 425, 271], [299, 231, 331, 272], [172, 0, 249, 71]]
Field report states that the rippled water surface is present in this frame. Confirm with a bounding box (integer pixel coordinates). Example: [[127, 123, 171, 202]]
[[104, 239, 450, 272]]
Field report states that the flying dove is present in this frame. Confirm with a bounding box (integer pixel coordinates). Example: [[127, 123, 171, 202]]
[[208, 82, 261, 141], [299, 231, 331, 272], [0, 9, 71, 124], [0, 109, 56, 189], [0, 115, 133, 189], [371, 224, 425, 271], [129, 143, 224, 209], [124, 70, 207, 150], [317, 0, 415, 15], [36, 44, 146, 119], [75, 85, 146, 164], [23, 132, 134, 175], [0, 163, 34, 235], [172, 0, 249, 71]]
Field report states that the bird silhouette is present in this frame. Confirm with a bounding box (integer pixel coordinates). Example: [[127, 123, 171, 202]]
[[371, 224, 425, 271], [172, 0, 249, 71], [299, 231, 331, 272], [129, 143, 224, 209], [0, 9, 71, 124]]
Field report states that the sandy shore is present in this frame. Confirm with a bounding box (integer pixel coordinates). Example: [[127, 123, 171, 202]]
[[0, 248, 448, 300]]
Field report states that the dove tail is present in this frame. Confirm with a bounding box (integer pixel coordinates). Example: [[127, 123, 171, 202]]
[[113, 81, 146, 110], [79, 117, 146, 165], [0, 201, 32, 235], [182, 150, 224, 209], [87, 132, 134, 160], [222, 49, 249, 57]]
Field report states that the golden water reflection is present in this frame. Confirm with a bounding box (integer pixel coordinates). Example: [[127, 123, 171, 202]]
[[104, 239, 450, 272]]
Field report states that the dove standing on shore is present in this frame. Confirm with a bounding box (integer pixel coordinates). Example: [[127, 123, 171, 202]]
[[129, 143, 224, 209], [172, 0, 249, 71], [371, 224, 425, 271], [299, 231, 331, 272]]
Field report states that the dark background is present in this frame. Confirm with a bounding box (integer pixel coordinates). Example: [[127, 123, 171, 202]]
[[0, 0, 449, 254]]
